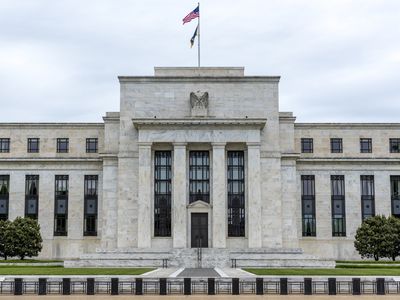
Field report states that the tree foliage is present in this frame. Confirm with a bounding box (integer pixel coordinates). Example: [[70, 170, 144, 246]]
[[0, 217, 42, 260], [354, 215, 400, 261]]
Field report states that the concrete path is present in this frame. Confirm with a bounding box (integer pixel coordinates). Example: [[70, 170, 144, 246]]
[[177, 268, 220, 277]]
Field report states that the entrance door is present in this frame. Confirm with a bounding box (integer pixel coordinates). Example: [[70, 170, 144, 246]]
[[191, 213, 208, 248]]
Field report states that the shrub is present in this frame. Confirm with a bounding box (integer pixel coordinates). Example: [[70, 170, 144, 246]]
[[12, 217, 43, 260], [0, 217, 42, 260], [354, 215, 388, 261], [0, 219, 16, 260]]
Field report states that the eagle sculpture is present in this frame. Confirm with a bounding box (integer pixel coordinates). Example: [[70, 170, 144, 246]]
[[190, 91, 209, 109]]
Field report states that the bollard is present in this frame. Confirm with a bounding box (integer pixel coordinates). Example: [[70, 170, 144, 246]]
[[62, 278, 71, 295], [111, 278, 119, 295], [135, 278, 143, 295], [328, 278, 336, 295], [87, 278, 95, 295], [208, 278, 215, 295], [232, 278, 239, 295], [256, 278, 264, 295], [38, 278, 47, 295], [376, 278, 385, 295], [184, 278, 191, 295], [280, 278, 288, 295], [14, 278, 23, 296], [304, 278, 312, 295], [352, 278, 361, 295], [159, 278, 167, 295]]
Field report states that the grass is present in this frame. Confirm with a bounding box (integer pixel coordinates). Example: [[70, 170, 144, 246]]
[[244, 268, 400, 276], [336, 260, 400, 264], [0, 259, 63, 264], [0, 266, 154, 275]]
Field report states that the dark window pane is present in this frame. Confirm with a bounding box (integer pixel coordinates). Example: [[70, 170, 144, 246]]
[[54, 175, 68, 236], [25, 175, 39, 219], [84, 175, 98, 236], [360, 138, 372, 153], [330, 138, 343, 153], [301, 175, 316, 236], [390, 139, 400, 153], [57, 138, 69, 153], [301, 138, 313, 153], [86, 138, 98, 153], [391, 176, 400, 217], [0, 175, 9, 220], [189, 151, 210, 203], [154, 151, 171, 237], [331, 175, 346, 236], [0, 138, 10, 153], [27, 138, 40, 153], [228, 151, 245, 237]]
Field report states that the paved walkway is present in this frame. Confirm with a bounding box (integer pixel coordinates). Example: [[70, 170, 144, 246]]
[[178, 268, 220, 277]]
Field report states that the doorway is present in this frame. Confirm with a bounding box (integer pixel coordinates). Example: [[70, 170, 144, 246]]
[[191, 213, 208, 248]]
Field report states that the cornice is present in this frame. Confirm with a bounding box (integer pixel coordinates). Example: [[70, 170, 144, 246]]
[[297, 157, 400, 163], [119, 76, 280, 83], [132, 118, 267, 129], [295, 123, 400, 130], [0, 123, 104, 129], [0, 157, 102, 163]]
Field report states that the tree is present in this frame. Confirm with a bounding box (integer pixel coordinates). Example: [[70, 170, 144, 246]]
[[354, 215, 388, 261], [12, 217, 42, 260], [0, 219, 16, 260], [384, 216, 400, 261]]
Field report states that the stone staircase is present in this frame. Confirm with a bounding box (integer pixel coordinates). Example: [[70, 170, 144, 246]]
[[64, 248, 335, 269]]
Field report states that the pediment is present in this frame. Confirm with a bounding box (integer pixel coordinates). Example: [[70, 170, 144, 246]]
[[187, 200, 212, 209]]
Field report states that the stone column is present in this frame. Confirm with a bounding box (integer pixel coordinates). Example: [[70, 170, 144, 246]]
[[137, 142, 152, 248], [173, 143, 187, 248], [247, 142, 262, 248], [212, 142, 227, 248]]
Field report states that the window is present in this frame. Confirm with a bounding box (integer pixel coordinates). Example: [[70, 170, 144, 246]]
[[27, 138, 40, 153], [227, 151, 245, 237], [57, 138, 69, 153], [154, 151, 172, 237], [25, 175, 39, 219], [0, 138, 10, 153], [361, 175, 375, 220], [330, 138, 343, 153], [391, 176, 400, 218], [86, 138, 98, 153], [301, 138, 313, 153], [331, 175, 346, 236], [54, 175, 68, 236], [84, 175, 98, 236], [301, 175, 316, 236], [390, 139, 400, 153], [360, 138, 372, 153], [0, 175, 9, 220], [189, 151, 210, 203]]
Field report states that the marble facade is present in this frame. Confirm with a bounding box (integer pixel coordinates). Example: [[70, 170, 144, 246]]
[[0, 67, 399, 265]]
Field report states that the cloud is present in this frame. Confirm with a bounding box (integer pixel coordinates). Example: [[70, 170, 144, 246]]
[[0, 0, 399, 122]]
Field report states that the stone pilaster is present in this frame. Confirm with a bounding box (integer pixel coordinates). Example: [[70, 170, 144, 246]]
[[173, 143, 187, 248], [247, 142, 262, 248], [212, 142, 227, 248], [137, 142, 152, 248]]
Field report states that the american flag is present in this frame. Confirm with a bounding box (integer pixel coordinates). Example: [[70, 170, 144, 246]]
[[183, 5, 199, 25]]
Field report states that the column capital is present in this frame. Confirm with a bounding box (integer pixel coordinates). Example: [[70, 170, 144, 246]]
[[211, 142, 226, 148], [173, 142, 187, 148], [138, 142, 152, 148], [246, 142, 261, 148]]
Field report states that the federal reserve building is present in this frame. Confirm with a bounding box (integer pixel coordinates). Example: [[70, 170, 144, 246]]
[[1, 67, 399, 268]]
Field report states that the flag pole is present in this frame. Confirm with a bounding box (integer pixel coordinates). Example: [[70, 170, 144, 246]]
[[197, 2, 200, 68]]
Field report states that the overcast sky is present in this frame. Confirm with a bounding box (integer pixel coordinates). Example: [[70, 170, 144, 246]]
[[0, 0, 399, 122]]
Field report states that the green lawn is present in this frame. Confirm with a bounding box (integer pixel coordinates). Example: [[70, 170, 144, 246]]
[[337, 260, 400, 264], [0, 266, 153, 275], [0, 259, 63, 264], [244, 268, 400, 276]]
